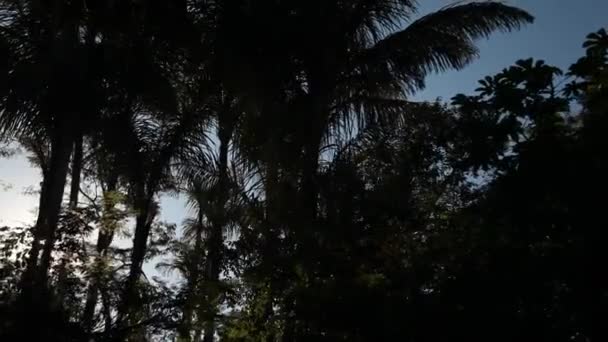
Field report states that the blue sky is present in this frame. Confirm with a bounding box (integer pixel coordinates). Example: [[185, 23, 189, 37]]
[[1, 0, 607, 228]]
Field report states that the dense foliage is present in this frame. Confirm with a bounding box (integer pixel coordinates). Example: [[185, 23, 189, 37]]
[[0, 1, 606, 341]]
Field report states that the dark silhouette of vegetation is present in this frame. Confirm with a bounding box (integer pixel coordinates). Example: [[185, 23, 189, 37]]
[[0, 1, 606, 341]]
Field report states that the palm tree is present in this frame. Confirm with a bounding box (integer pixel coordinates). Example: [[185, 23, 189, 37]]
[[175, 184, 209, 341], [172, 87, 242, 341], [80, 143, 124, 333], [111, 105, 205, 331], [291, 0, 534, 220], [160, 178, 218, 341], [161, 169, 244, 342], [214, 1, 533, 339], [107, 58, 213, 336], [202, 92, 239, 342], [0, 0, 99, 302]]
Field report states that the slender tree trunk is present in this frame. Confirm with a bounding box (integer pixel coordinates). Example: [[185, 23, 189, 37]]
[[50, 133, 84, 310], [257, 101, 287, 341], [281, 76, 330, 342], [127, 208, 154, 290], [69, 133, 83, 209], [36, 135, 74, 285], [21, 172, 49, 293], [82, 285, 100, 331], [20, 122, 74, 298], [53, 258, 70, 311], [117, 185, 155, 329], [202, 97, 235, 342], [178, 211, 204, 342], [202, 183, 227, 341], [119, 214, 150, 316], [202, 186, 225, 342], [300, 76, 330, 227], [101, 285, 113, 333], [82, 179, 119, 332], [261, 150, 279, 342]]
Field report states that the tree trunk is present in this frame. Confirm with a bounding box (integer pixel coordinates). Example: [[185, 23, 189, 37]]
[[202, 97, 234, 342], [101, 285, 113, 333], [68, 132, 83, 209], [117, 185, 155, 328], [53, 258, 70, 311], [280, 75, 329, 342], [82, 180, 119, 332], [82, 284, 100, 332], [300, 75, 329, 228], [48, 130, 83, 313], [178, 211, 204, 342], [256, 100, 287, 341], [119, 213, 150, 318], [261, 150, 279, 342], [20, 122, 74, 298], [37, 131, 74, 283], [21, 172, 49, 294]]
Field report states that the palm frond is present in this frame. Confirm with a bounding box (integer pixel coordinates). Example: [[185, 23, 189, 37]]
[[348, 0, 419, 47], [360, 2, 533, 93]]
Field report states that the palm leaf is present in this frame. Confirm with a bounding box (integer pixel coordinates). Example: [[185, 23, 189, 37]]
[[347, 0, 419, 47], [359, 2, 534, 92]]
